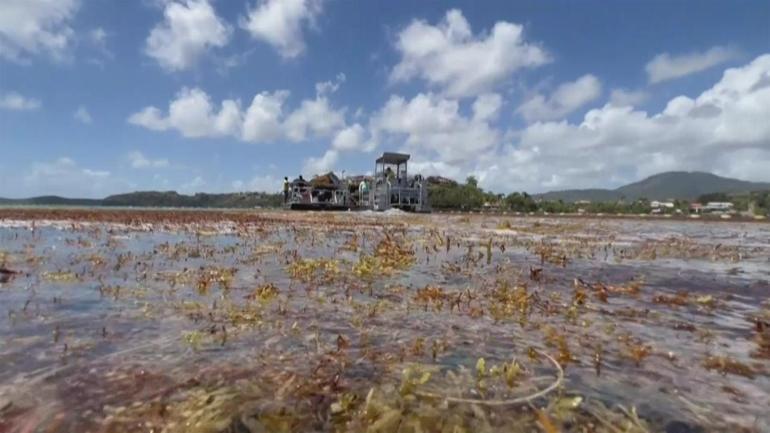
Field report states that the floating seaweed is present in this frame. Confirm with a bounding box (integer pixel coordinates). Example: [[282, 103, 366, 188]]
[[0, 209, 767, 433]]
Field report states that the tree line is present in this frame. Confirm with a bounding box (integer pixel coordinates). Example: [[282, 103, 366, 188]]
[[428, 177, 770, 216]]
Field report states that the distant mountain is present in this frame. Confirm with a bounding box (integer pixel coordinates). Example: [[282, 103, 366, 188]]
[[538, 172, 770, 202], [4, 171, 769, 208], [0, 196, 102, 206], [103, 191, 281, 208], [0, 191, 281, 208], [535, 189, 619, 203]]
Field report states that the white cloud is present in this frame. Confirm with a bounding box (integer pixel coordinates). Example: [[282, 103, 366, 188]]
[[716, 148, 770, 181], [408, 160, 464, 180], [129, 83, 347, 144], [315, 72, 345, 96], [145, 0, 232, 71], [475, 54, 770, 192], [0, 92, 41, 111], [166, 88, 243, 138], [391, 9, 549, 97], [128, 151, 169, 169], [128, 107, 168, 131], [241, 90, 289, 142], [370, 92, 500, 165], [22, 157, 124, 198], [284, 96, 345, 141], [360, 54, 770, 193], [646, 46, 737, 84], [130, 55, 770, 194], [332, 123, 372, 152], [302, 149, 338, 176], [74, 106, 92, 124], [240, 0, 322, 58], [517, 74, 602, 122], [0, 0, 78, 62], [129, 87, 247, 138], [608, 88, 648, 107]]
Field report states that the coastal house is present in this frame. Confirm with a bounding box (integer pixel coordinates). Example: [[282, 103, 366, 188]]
[[703, 202, 734, 213], [650, 200, 675, 209], [689, 203, 703, 213]]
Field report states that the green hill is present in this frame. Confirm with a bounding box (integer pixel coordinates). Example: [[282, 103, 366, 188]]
[[0, 191, 282, 208], [3, 171, 769, 208], [538, 172, 770, 202], [102, 191, 282, 208], [0, 196, 103, 206]]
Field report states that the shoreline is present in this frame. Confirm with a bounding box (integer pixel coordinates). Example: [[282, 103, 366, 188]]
[[0, 205, 766, 225]]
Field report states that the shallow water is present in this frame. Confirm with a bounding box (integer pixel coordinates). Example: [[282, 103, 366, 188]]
[[0, 212, 768, 432]]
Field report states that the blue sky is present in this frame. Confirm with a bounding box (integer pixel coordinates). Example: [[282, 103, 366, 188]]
[[1, 0, 769, 198]]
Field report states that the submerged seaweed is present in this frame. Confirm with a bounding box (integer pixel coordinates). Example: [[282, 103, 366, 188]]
[[0, 209, 768, 432]]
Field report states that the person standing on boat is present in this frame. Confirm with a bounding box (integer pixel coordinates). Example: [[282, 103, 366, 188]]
[[385, 167, 396, 191], [359, 179, 369, 205]]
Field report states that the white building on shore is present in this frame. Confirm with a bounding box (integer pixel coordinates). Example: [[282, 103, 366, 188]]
[[703, 202, 734, 213], [650, 200, 675, 209]]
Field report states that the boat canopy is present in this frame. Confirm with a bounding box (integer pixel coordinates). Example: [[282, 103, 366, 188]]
[[375, 152, 410, 165]]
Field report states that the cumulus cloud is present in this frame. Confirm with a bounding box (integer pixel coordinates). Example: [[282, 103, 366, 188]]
[[358, 54, 770, 193], [241, 0, 322, 58], [145, 0, 232, 71], [716, 148, 770, 181], [74, 106, 92, 124], [127, 107, 167, 131], [128, 151, 169, 169], [127, 55, 770, 193], [0, 0, 78, 62], [128, 84, 347, 144], [332, 123, 373, 152], [284, 96, 345, 141], [300, 115, 374, 170], [302, 117, 376, 176], [476, 54, 770, 192], [302, 149, 338, 176], [646, 46, 737, 84], [240, 90, 290, 142], [0, 92, 41, 111], [408, 160, 464, 180], [391, 9, 549, 97], [129, 87, 248, 138], [370, 92, 500, 165], [517, 74, 602, 122]]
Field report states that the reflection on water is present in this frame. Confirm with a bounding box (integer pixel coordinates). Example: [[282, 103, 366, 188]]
[[0, 213, 768, 432]]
